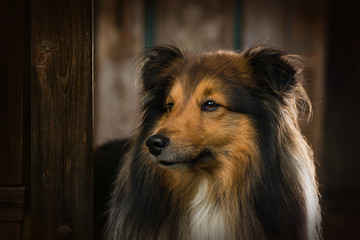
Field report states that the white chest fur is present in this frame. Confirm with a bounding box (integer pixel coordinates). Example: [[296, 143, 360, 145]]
[[189, 180, 228, 240]]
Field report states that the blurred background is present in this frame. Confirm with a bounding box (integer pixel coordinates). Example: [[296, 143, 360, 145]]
[[94, 0, 360, 239]]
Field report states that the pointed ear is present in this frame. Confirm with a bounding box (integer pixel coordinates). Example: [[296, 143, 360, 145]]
[[244, 46, 302, 94], [141, 45, 184, 92]]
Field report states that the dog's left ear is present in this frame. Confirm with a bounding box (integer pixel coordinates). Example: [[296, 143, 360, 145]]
[[244, 46, 302, 94], [141, 45, 184, 92]]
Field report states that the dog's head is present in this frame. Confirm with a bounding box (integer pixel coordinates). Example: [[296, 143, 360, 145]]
[[140, 45, 306, 172]]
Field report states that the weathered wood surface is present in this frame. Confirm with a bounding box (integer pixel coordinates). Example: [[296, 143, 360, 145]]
[[0, 0, 27, 239], [31, 0, 93, 239], [0, 222, 22, 240], [0, 0, 25, 186], [0, 187, 25, 221]]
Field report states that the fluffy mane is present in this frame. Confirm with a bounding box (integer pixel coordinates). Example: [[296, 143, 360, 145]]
[[104, 45, 321, 240]]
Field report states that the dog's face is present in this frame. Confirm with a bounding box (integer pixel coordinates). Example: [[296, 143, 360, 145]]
[[146, 77, 257, 171], [141, 46, 300, 172]]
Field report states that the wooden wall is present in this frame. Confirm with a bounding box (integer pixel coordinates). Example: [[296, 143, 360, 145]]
[[0, 1, 28, 239], [95, 0, 144, 146], [31, 0, 94, 239], [322, 1, 360, 238], [1, 0, 94, 239]]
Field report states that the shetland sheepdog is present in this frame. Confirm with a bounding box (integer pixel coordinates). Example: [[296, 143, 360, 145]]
[[100, 45, 321, 239]]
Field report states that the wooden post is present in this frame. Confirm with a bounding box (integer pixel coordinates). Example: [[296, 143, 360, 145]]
[[30, 0, 93, 239], [0, 0, 27, 239]]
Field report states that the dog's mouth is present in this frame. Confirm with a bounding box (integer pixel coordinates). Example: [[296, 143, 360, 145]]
[[158, 150, 214, 169], [159, 160, 177, 167]]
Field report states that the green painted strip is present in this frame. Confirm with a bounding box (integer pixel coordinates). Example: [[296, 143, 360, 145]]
[[144, 0, 155, 48], [233, 0, 242, 51]]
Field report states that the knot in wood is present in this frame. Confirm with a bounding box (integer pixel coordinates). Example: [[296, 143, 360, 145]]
[[55, 225, 72, 240], [34, 50, 49, 68]]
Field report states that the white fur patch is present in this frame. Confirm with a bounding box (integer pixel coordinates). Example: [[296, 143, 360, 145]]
[[290, 150, 321, 240], [189, 180, 227, 240], [302, 165, 321, 240]]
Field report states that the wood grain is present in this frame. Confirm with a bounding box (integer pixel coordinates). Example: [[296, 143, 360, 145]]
[[31, 0, 93, 239], [0, 1, 27, 239], [0, 222, 22, 240], [0, 187, 25, 221], [0, 0, 24, 185]]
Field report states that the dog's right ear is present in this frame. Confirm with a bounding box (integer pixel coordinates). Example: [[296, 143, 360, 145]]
[[141, 45, 184, 92], [243, 46, 303, 95]]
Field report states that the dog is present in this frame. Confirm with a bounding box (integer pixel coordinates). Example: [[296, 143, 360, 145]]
[[98, 45, 321, 239]]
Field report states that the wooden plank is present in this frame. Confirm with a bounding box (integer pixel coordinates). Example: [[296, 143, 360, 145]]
[[0, 186, 25, 221], [0, 222, 22, 240], [0, 1, 27, 239], [322, 2, 360, 239], [154, 0, 235, 50], [94, 0, 144, 146], [0, 0, 24, 185], [31, 0, 93, 239]]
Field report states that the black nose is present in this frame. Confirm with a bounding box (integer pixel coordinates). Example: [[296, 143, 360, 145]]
[[146, 134, 169, 156]]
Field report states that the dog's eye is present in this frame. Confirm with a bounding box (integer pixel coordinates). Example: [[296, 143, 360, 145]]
[[166, 102, 174, 113], [201, 100, 220, 112]]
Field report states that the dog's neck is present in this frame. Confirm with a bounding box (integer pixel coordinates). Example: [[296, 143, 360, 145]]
[[187, 179, 233, 240]]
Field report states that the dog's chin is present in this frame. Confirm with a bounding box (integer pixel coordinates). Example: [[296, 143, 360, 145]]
[[154, 150, 214, 170]]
